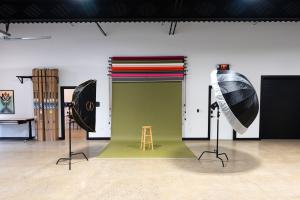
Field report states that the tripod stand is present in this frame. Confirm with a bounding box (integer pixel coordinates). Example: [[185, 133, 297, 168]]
[[56, 103, 88, 170], [198, 102, 229, 167]]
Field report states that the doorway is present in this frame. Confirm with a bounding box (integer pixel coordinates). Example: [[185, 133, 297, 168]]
[[60, 86, 87, 140]]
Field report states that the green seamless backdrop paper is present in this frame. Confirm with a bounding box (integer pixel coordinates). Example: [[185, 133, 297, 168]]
[[112, 82, 182, 141], [99, 82, 195, 158]]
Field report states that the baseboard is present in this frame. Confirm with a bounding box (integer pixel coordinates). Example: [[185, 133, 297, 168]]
[[89, 137, 208, 141], [182, 137, 210, 140], [0, 137, 28, 141], [233, 130, 260, 140], [182, 137, 260, 141], [87, 137, 111, 140], [57, 136, 111, 140], [234, 138, 260, 140]]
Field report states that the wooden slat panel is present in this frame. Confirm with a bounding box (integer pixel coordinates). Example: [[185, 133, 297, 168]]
[[53, 69, 59, 140], [32, 68, 59, 141]]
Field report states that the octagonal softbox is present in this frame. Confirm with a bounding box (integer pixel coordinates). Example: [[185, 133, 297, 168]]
[[211, 70, 259, 134], [72, 80, 97, 132]]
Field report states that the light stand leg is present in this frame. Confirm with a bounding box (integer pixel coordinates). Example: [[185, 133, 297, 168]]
[[198, 150, 216, 160], [56, 105, 88, 170], [198, 105, 229, 167]]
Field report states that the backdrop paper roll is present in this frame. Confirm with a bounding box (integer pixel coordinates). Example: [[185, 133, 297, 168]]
[[110, 56, 186, 82], [210, 70, 259, 134]]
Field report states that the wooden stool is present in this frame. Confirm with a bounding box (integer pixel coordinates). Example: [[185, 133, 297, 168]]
[[140, 126, 153, 151]]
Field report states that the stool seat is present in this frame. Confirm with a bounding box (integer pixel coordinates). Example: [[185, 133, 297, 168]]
[[140, 126, 153, 151]]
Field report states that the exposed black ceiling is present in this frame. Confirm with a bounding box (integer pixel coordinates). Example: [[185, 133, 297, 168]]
[[1, 0, 300, 23]]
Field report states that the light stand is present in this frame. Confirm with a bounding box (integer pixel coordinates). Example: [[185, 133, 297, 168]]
[[198, 102, 229, 167], [56, 103, 88, 170]]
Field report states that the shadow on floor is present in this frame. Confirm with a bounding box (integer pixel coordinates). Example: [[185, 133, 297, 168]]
[[172, 146, 261, 174], [67, 141, 109, 159]]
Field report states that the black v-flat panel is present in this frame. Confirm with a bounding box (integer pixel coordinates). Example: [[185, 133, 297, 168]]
[[260, 76, 300, 139]]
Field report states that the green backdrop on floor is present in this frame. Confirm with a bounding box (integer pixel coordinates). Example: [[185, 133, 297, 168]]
[[98, 82, 195, 158]]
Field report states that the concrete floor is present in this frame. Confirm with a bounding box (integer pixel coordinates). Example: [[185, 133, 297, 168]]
[[0, 139, 300, 200]]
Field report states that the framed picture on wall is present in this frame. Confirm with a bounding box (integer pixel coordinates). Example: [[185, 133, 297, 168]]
[[0, 90, 15, 114]]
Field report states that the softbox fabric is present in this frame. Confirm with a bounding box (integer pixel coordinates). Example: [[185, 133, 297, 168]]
[[72, 80, 97, 132], [211, 70, 259, 134]]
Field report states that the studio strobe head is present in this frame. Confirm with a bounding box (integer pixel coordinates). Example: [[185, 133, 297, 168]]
[[72, 80, 97, 132]]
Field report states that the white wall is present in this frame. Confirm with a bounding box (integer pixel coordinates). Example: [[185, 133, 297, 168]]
[[1, 22, 300, 139], [0, 69, 35, 137]]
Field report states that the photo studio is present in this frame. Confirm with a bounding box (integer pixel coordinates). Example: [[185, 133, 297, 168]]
[[1, 1, 300, 200]]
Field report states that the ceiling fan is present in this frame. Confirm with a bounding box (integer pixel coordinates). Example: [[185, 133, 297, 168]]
[[1, 35, 51, 40], [0, 23, 51, 41]]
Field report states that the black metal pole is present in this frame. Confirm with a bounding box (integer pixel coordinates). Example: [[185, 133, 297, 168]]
[[216, 106, 220, 157], [68, 106, 71, 170], [95, 22, 107, 37], [169, 22, 173, 35], [56, 103, 88, 170], [172, 21, 177, 35], [28, 120, 32, 139], [198, 102, 228, 167], [0, 29, 10, 36], [208, 85, 212, 139]]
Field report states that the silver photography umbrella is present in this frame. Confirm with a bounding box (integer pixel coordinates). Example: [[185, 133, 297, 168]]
[[210, 70, 259, 134]]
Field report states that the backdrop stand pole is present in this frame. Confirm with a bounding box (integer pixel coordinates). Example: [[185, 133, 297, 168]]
[[56, 104, 88, 170], [198, 103, 229, 167]]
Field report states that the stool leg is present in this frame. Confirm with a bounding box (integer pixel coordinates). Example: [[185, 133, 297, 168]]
[[140, 128, 144, 149], [148, 131, 151, 149], [143, 129, 146, 151], [146, 129, 149, 149], [150, 128, 153, 150], [148, 129, 151, 150]]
